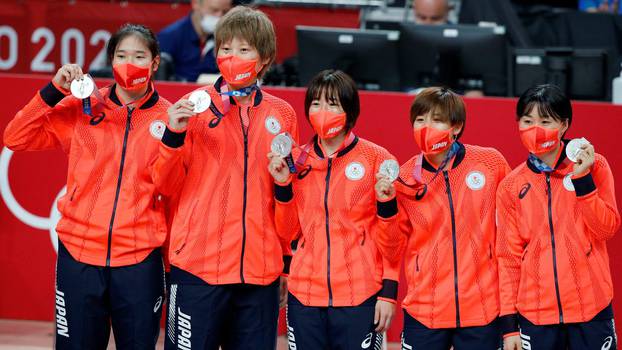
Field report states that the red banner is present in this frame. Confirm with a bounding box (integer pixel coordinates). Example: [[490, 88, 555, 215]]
[[0, 1, 359, 75], [1, 74, 620, 342]]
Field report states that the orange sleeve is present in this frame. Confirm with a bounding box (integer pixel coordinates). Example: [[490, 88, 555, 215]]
[[274, 180, 300, 248], [4, 82, 76, 153], [377, 253, 402, 302], [366, 148, 403, 301], [275, 103, 300, 264], [274, 179, 300, 276], [275, 101, 299, 273], [374, 200, 410, 265], [492, 151, 521, 336], [495, 178, 525, 319], [370, 149, 410, 267], [572, 155, 621, 241], [151, 123, 191, 197]]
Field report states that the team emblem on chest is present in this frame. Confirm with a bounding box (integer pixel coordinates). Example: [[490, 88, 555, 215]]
[[265, 116, 281, 135], [345, 162, 365, 181], [149, 120, 166, 140], [465, 171, 486, 190]]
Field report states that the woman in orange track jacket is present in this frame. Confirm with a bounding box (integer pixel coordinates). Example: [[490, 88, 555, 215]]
[[376, 87, 511, 350], [268, 70, 399, 350], [153, 7, 298, 350], [497, 84, 620, 350], [4, 24, 170, 349]]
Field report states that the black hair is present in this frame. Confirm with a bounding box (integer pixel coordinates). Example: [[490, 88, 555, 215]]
[[304, 70, 360, 133], [516, 84, 572, 129], [106, 23, 160, 64]]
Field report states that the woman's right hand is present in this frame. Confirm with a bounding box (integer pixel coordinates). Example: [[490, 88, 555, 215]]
[[267, 152, 290, 184], [52, 64, 84, 91], [503, 334, 522, 350], [168, 99, 196, 131], [375, 173, 396, 201]]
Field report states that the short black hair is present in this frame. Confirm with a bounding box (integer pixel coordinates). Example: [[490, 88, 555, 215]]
[[516, 84, 572, 128], [304, 70, 360, 133], [106, 23, 160, 64]]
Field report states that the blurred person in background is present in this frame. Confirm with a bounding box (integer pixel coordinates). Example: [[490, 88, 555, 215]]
[[413, 0, 452, 25], [579, 0, 620, 13], [158, 0, 233, 82]]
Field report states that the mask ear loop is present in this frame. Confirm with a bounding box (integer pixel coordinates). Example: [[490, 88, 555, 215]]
[[396, 141, 460, 190], [208, 79, 232, 128]]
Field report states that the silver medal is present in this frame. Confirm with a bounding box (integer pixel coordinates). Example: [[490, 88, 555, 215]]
[[271, 133, 293, 157], [379, 159, 400, 182], [188, 90, 211, 113], [70, 76, 95, 99], [566, 137, 590, 163]]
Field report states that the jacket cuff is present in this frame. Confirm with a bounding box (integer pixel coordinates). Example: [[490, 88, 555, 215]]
[[275, 183, 294, 203], [282, 255, 292, 275], [377, 197, 398, 219], [572, 172, 596, 197], [161, 127, 186, 148], [500, 313, 519, 336], [40, 82, 67, 107], [378, 279, 398, 300], [377, 296, 397, 304]]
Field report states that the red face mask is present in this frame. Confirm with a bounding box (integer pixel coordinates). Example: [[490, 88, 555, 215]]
[[112, 62, 151, 91], [309, 109, 347, 139], [413, 126, 454, 154], [519, 125, 559, 154], [217, 55, 259, 87]]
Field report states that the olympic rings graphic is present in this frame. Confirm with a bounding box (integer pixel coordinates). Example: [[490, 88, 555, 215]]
[[0, 146, 63, 253]]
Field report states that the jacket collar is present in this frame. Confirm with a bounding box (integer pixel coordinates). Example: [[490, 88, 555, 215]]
[[214, 76, 263, 107], [312, 134, 359, 159], [526, 139, 570, 174], [109, 82, 159, 110], [421, 142, 466, 172]]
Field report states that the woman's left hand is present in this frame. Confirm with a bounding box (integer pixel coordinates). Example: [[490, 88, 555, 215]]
[[374, 299, 395, 333]]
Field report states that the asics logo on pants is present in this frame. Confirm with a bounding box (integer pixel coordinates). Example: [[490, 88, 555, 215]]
[[602, 336, 613, 350], [401, 332, 413, 350], [361, 332, 383, 350]]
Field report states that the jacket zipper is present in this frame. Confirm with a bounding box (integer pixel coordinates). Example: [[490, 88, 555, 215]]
[[105, 107, 133, 267], [546, 173, 564, 323], [325, 158, 334, 306], [70, 186, 77, 201], [443, 171, 461, 327], [416, 254, 419, 272], [238, 107, 250, 283]]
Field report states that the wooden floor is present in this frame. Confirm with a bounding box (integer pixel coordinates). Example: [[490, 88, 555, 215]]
[[0, 319, 400, 349]]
